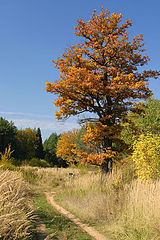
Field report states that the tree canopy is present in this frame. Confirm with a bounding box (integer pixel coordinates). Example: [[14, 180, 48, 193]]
[[35, 128, 44, 159], [15, 128, 38, 160], [121, 98, 160, 146], [0, 117, 17, 154], [46, 8, 160, 172], [43, 132, 67, 167], [43, 132, 59, 156], [56, 129, 78, 165]]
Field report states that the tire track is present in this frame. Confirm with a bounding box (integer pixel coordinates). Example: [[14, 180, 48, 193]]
[[45, 192, 108, 240]]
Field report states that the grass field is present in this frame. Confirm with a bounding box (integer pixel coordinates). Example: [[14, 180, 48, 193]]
[[1, 165, 160, 240], [33, 193, 92, 240], [0, 169, 36, 239], [24, 166, 160, 240], [54, 168, 160, 240]]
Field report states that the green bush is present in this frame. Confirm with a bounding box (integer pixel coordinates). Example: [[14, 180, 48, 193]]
[[21, 167, 39, 184], [0, 162, 18, 171], [25, 158, 51, 168]]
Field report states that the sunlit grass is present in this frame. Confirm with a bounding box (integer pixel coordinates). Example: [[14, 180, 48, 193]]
[[33, 193, 92, 240], [0, 169, 36, 239], [21, 165, 160, 239]]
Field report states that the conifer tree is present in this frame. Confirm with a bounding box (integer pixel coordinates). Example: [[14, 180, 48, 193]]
[[36, 128, 44, 159]]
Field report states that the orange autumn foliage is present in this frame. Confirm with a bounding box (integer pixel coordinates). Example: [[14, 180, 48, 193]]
[[76, 149, 115, 166], [56, 129, 79, 165], [46, 8, 160, 172]]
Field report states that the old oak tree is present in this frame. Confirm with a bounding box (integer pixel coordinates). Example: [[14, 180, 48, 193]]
[[46, 8, 159, 173]]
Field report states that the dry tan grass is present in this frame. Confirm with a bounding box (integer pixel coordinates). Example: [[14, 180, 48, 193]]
[[102, 179, 160, 239], [51, 167, 160, 239], [55, 170, 127, 223], [124, 179, 160, 225], [0, 169, 35, 239], [21, 166, 160, 239], [24, 167, 128, 222], [21, 166, 81, 192]]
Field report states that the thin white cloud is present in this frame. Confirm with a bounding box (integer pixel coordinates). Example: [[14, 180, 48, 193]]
[[0, 111, 81, 140], [4, 117, 80, 132], [0, 111, 52, 119]]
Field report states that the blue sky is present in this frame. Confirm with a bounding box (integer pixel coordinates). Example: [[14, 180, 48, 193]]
[[0, 0, 160, 141]]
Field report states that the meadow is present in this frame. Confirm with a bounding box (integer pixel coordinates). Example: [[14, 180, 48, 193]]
[[20, 165, 160, 240], [1, 141, 160, 239], [0, 168, 36, 239]]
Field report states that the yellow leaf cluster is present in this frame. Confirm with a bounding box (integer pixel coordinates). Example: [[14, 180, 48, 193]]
[[56, 129, 79, 165], [132, 134, 160, 180], [0, 145, 13, 162]]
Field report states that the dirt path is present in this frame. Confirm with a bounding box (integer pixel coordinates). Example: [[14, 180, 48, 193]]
[[35, 219, 48, 240], [46, 192, 108, 240]]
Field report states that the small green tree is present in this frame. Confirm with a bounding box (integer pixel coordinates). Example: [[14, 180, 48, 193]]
[[43, 132, 59, 156], [35, 128, 44, 159], [43, 133, 66, 166], [137, 98, 160, 135], [121, 98, 160, 147], [0, 117, 17, 154], [15, 128, 38, 160]]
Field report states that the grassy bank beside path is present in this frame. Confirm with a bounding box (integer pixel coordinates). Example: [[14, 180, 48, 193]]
[[22, 166, 160, 240], [33, 193, 92, 240]]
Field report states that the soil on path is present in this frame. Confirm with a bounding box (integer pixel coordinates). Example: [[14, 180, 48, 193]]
[[35, 214, 56, 240], [46, 192, 108, 240]]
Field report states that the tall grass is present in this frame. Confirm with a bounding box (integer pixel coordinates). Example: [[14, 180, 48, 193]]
[[119, 179, 160, 239], [21, 165, 160, 239], [21, 166, 81, 191], [55, 170, 126, 222], [0, 169, 36, 239], [53, 167, 160, 239]]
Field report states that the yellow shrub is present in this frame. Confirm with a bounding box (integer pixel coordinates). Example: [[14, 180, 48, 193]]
[[0, 145, 13, 162], [57, 129, 79, 165], [132, 134, 160, 180]]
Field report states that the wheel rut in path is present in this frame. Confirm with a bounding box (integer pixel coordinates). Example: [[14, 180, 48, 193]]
[[45, 192, 108, 240]]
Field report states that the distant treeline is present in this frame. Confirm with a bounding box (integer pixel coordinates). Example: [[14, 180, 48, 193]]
[[0, 118, 67, 167], [1, 98, 160, 172]]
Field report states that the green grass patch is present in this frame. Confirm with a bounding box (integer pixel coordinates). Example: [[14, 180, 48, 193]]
[[21, 167, 39, 184], [33, 193, 92, 240]]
